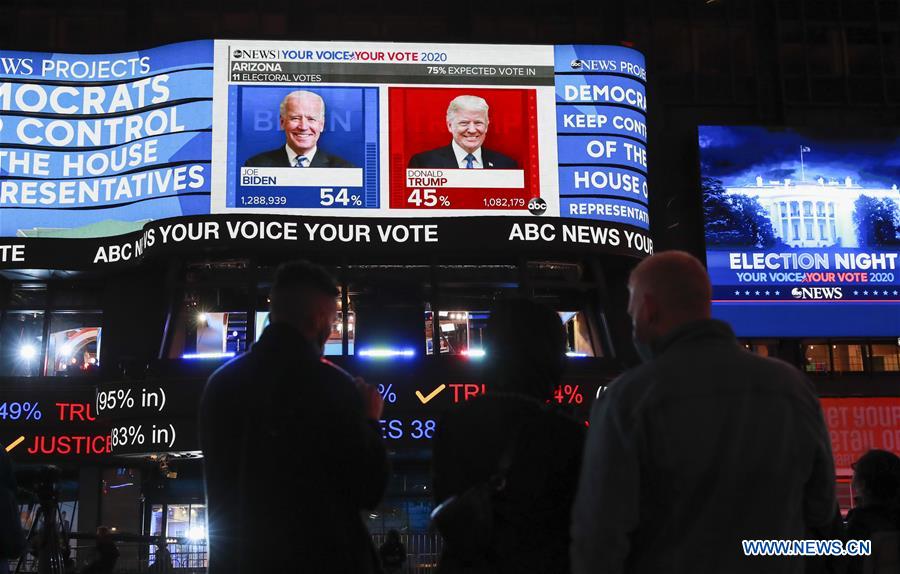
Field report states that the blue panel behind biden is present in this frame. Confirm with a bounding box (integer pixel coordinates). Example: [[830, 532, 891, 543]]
[[236, 87, 367, 168]]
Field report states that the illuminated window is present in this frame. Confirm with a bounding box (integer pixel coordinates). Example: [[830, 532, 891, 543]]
[[169, 284, 249, 359], [560, 311, 596, 357], [0, 311, 45, 377], [832, 343, 865, 373], [254, 292, 353, 356], [805, 222, 814, 240], [869, 343, 900, 372], [792, 222, 800, 240], [816, 201, 826, 216], [803, 201, 813, 216], [46, 312, 102, 377], [818, 221, 827, 240], [791, 201, 800, 216], [742, 339, 778, 358], [425, 310, 488, 356], [804, 342, 830, 373], [149, 503, 208, 570]]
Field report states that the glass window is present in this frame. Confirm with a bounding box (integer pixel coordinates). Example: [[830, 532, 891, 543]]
[[254, 298, 353, 356], [743, 339, 778, 358], [816, 202, 826, 216], [149, 504, 165, 568], [425, 308, 597, 357], [100, 467, 141, 535], [8, 284, 47, 308], [792, 221, 800, 240], [869, 343, 900, 372], [818, 221, 827, 240], [425, 310, 488, 356], [832, 343, 865, 373], [804, 342, 830, 373], [169, 285, 249, 359], [560, 311, 596, 357], [0, 311, 45, 377], [805, 222, 814, 240], [166, 503, 207, 570], [803, 201, 813, 216], [791, 201, 800, 216], [46, 312, 101, 377]]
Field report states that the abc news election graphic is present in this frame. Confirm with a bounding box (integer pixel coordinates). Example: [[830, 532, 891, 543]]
[[0, 40, 651, 263], [0, 385, 112, 462], [699, 126, 900, 337], [554, 46, 648, 229], [0, 41, 213, 238], [212, 40, 648, 228], [96, 381, 201, 456]]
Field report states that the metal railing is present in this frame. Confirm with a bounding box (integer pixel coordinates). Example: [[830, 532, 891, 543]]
[[9, 534, 442, 573]]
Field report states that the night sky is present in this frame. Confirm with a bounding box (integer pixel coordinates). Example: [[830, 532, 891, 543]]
[[699, 126, 900, 190]]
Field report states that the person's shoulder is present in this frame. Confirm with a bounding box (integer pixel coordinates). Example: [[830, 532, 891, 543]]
[[737, 351, 819, 400], [307, 357, 359, 396], [204, 353, 256, 392], [481, 147, 518, 168], [603, 361, 660, 404], [244, 147, 285, 167]]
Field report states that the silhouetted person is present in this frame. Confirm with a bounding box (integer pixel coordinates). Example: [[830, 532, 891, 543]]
[[572, 250, 838, 574], [846, 449, 900, 574], [149, 538, 172, 573], [432, 299, 585, 573], [81, 527, 118, 574], [200, 261, 389, 574], [379, 530, 406, 574], [0, 448, 24, 573]]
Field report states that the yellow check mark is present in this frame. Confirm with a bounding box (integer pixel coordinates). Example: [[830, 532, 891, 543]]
[[5, 436, 25, 452], [415, 384, 446, 404]]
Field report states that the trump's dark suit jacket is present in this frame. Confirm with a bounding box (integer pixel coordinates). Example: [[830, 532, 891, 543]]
[[243, 146, 355, 168], [407, 144, 518, 169]]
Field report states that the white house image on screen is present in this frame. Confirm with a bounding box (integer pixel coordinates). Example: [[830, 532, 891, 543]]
[[725, 176, 900, 248]]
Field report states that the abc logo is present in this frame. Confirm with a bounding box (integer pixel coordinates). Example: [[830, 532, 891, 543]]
[[791, 288, 802, 298], [570, 59, 584, 70], [528, 197, 548, 216], [232, 50, 242, 59]]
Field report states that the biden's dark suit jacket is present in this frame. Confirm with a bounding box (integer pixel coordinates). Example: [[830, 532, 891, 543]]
[[407, 144, 518, 169], [243, 146, 355, 168]]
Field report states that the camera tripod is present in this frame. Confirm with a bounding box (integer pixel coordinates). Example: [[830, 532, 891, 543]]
[[15, 496, 72, 574]]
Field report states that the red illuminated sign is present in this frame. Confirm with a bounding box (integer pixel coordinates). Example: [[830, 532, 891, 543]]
[[820, 397, 900, 471]]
